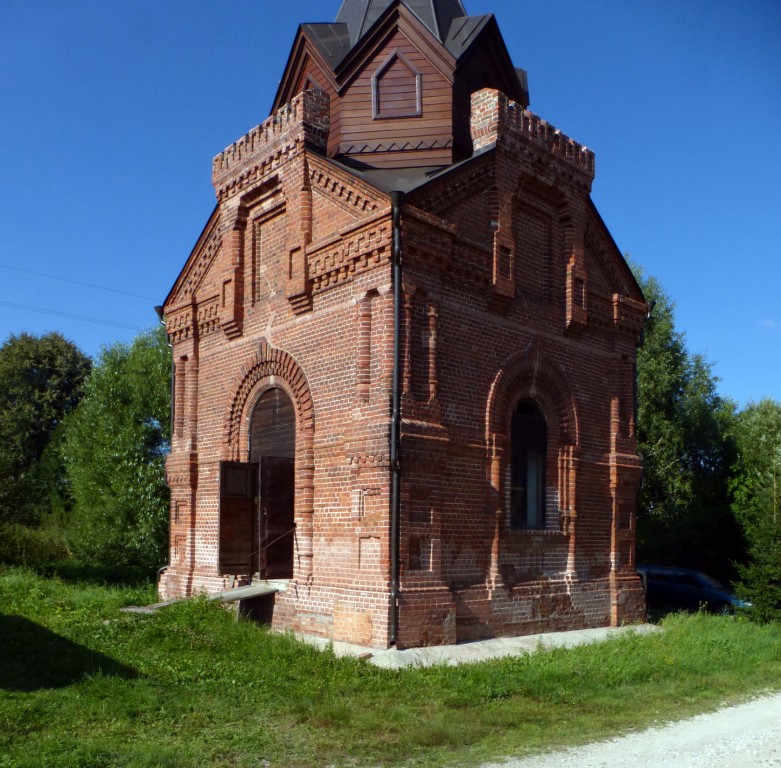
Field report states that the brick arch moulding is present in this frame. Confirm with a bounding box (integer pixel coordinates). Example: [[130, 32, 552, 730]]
[[484, 344, 581, 573]]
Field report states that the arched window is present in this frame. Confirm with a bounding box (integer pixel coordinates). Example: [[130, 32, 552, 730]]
[[510, 400, 546, 529], [250, 388, 295, 461]]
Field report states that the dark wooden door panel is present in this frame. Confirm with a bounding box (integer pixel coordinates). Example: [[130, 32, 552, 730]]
[[260, 456, 295, 579]]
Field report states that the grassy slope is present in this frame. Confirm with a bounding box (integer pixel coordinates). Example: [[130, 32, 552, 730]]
[[1, 567, 780, 768]]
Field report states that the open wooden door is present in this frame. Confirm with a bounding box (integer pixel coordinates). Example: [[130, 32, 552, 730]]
[[258, 456, 295, 578], [219, 461, 258, 574], [250, 388, 296, 580]]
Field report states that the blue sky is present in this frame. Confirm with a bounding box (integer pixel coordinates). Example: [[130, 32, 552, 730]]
[[1, 0, 779, 407]]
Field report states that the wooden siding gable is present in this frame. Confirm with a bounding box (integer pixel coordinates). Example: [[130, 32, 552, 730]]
[[333, 4, 456, 90], [272, 30, 339, 113], [334, 11, 456, 166]]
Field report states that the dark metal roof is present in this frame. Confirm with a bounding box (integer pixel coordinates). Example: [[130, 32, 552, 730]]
[[290, 1, 529, 110], [301, 23, 352, 69], [335, 0, 467, 45], [515, 67, 530, 107], [352, 165, 448, 194], [443, 13, 491, 58]]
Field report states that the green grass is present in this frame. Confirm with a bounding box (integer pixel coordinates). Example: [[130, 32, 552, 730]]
[[1, 566, 780, 767]]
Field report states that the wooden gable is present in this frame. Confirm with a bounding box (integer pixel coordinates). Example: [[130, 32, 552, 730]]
[[271, 2, 528, 170], [274, 3, 457, 169], [335, 5, 456, 168]]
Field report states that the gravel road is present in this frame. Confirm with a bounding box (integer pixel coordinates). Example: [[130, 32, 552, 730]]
[[482, 692, 781, 768]]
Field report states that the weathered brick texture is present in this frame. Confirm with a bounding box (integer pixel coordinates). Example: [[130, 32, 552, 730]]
[[160, 2, 646, 648]]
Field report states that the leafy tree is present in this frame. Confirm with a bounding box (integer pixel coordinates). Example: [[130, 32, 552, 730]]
[[61, 327, 171, 573], [632, 264, 743, 584], [731, 399, 781, 621], [0, 332, 91, 533]]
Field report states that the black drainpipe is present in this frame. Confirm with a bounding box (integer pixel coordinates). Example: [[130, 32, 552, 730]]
[[389, 191, 404, 647]]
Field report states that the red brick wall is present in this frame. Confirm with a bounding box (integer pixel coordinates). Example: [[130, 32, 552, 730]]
[[160, 84, 646, 649]]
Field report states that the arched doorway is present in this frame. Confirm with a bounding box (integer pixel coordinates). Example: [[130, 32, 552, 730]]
[[249, 388, 296, 578]]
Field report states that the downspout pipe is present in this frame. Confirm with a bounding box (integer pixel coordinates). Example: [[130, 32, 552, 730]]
[[389, 191, 404, 647]]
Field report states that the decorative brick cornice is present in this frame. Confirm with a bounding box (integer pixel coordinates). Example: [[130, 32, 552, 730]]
[[410, 154, 493, 218], [165, 451, 198, 490], [166, 296, 222, 344], [166, 305, 193, 344], [309, 161, 383, 216], [612, 294, 647, 337], [167, 211, 222, 308], [196, 297, 221, 338], [583, 224, 646, 338], [307, 213, 392, 295]]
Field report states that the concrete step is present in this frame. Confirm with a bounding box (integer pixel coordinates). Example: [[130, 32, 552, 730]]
[[121, 580, 286, 615]]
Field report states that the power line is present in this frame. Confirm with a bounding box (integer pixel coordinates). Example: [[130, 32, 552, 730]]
[[0, 262, 159, 301], [0, 300, 143, 331]]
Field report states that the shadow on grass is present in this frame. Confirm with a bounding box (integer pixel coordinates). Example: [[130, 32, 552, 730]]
[[0, 614, 138, 691], [38, 560, 156, 588]]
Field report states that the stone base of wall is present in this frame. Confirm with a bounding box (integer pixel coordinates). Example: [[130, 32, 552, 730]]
[[453, 574, 646, 643], [613, 572, 647, 625], [397, 586, 457, 649], [160, 566, 646, 649], [264, 582, 392, 648]]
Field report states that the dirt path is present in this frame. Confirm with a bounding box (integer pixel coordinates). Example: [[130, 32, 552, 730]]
[[481, 692, 781, 767]]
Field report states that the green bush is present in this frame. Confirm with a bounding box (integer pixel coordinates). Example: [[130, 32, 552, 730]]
[[731, 399, 781, 621], [0, 522, 70, 567], [0, 332, 91, 535], [60, 327, 171, 574]]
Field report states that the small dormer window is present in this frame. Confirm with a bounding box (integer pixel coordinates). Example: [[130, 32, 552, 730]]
[[372, 50, 422, 119]]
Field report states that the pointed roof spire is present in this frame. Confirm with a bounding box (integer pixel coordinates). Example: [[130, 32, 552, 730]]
[[335, 0, 467, 45]]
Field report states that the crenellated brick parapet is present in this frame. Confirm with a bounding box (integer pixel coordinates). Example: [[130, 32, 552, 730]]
[[212, 89, 330, 202], [470, 88, 595, 182]]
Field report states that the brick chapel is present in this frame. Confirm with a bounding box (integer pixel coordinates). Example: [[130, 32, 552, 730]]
[[160, 0, 648, 648]]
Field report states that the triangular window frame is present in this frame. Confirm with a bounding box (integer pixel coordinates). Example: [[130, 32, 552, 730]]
[[371, 49, 422, 120]]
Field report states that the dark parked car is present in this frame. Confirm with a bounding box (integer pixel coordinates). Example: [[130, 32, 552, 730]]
[[636, 564, 749, 614]]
